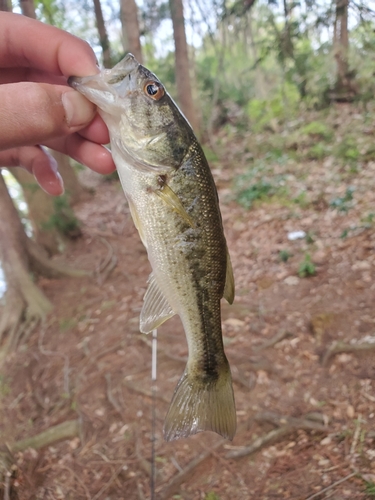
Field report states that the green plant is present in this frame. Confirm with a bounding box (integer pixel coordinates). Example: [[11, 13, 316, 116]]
[[293, 191, 310, 208], [307, 142, 329, 160], [279, 250, 292, 262], [361, 212, 375, 228], [300, 120, 333, 141], [42, 195, 80, 235], [330, 186, 355, 212], [364, 481, 375, 497], [335, 136, 360, 162], [204, 493, 221, 500], [236, 179, 274, 208], [0, 375, 10, 397], [305, 231, 315, 244], [59, 318, 77, 332], [298, 254, 316, 278]]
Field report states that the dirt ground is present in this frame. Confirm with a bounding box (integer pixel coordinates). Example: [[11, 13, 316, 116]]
[[1, 126, 375, 499]]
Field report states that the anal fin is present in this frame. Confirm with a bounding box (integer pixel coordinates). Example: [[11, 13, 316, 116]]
[[140, 273, 175, 333]]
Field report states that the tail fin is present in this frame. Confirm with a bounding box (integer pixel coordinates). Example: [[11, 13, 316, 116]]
[[163, 365, 236, 442]]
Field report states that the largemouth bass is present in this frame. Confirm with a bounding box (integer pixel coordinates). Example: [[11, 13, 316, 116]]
[[69, 54, 236, 441]]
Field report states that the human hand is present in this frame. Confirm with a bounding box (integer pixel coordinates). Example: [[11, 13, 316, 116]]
[[0, 12, 116, 195]]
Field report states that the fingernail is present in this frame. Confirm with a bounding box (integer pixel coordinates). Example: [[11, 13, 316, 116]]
[[43, 172, 65, 196], [40, 146, 59, 173], [62, 91, 95, 129]]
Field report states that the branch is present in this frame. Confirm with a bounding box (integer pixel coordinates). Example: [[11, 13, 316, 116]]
[[305, 471, 357, 500], [159, 437, 227, 500], [226, 411, 329, 459], [11, 419, 79, 453], [105, 372, 122, 416], [123, 379, 170, 404], [322, 340, 375, 366], [226, 426, 292, 459], [96, 237, 117, 285], [254, 330, 293, 351], [27, 237, 91, 278]]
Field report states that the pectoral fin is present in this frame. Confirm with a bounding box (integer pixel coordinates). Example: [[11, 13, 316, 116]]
[[140, 273, 175, 333], [155, 184, 195, 228], [223, 251, 235, 304]]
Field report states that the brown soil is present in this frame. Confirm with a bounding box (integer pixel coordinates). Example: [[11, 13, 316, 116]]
[[1, 149, 375, 499]]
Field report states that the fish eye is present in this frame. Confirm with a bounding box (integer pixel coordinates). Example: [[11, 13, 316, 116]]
[[144, 81, 165, 100]]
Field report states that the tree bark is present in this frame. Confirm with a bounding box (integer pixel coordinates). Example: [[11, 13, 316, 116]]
[[169, 0, 200, 133], [120, 0, 143, 63], [0, 0, 10, 11], [52, 152, 85, 206], [11, 168, 68, 255], [0, 172, 52, 353], [333, 0, 355, 100], [93, 0, 112, 68], [20, 0, 36, 18]]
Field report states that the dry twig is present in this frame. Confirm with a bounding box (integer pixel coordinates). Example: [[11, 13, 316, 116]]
[[123, 379, 170, 404], [226, 411, 329, 459], [225, 427, 292, 459], [1, 419, 80, 474], [91, 464, 125, 500], [11, 419, 79, 453], [105, 373, 122, 416], [158, 437, 227, 500], [38, 326, 70, 395], [96, 237, 117, 285], [305, 471, 357, 500], [254, 330, 293, 351], [322, 340, 375, 366]]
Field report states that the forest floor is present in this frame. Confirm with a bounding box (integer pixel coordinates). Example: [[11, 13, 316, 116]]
[[1, 104, 375, 499]]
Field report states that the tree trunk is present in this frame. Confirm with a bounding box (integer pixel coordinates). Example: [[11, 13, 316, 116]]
[[13, 1, 85, 253], [120, 0, 143, 63], [248, 10, 266, 99], [281, 0, 294, 59], [0, 172, 52, 354], [93, 0, 112, 68], [53, 152, 85, 206], [333, 0, 355, 100], [20, 0, 36, 18], [11, 168, 68, 255], [169, 0, 200, 133], [0, 0, 10, 11]]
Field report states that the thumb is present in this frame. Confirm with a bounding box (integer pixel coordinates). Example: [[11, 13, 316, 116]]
[[0, 82, 96, 150]]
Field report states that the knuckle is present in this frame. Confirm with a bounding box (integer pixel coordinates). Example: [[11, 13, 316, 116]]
[[24, 83, 65, 136]]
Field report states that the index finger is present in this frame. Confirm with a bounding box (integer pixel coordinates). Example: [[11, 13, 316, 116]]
[[0, 12, 99, 78]]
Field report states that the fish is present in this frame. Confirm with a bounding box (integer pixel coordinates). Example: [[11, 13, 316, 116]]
[[68, 54, 236, 441]]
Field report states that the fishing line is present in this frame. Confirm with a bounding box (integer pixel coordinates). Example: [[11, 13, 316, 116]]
[[150, 328, 157, 500]]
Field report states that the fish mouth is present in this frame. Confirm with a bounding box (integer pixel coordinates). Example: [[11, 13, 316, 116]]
[[68, 53, 140, 108]]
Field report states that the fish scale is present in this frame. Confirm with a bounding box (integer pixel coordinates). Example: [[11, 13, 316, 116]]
[[69, 54, 236, 441]]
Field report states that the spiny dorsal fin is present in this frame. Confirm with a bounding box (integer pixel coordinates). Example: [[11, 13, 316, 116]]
[[140, 273, 175, 333], [223, 250, 235, 305], [155, 184, 195, 228]]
